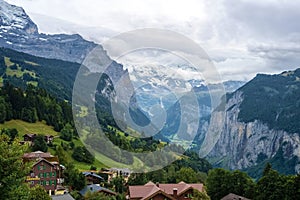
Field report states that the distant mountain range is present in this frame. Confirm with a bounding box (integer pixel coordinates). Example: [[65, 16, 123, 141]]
[[1, 0, 299, 178]]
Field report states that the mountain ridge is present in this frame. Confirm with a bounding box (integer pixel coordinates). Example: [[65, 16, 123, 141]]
[[0, 0, 96, 64], [203, 68, 300, 177]]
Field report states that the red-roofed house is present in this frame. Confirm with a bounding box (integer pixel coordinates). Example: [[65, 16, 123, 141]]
[[128, 181, 204, 200]]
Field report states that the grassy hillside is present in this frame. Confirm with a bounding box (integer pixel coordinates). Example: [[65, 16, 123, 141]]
[[0, 119, 106, 170], [0, 120, 58, 136]]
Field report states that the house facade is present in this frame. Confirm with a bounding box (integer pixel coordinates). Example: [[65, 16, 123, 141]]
[[100, 168, 131, 183], [23, 151, 63, 194], [82, 171, 104, 185], [44, 135, 54, 144], [24, 133, 36, 142], [27, 159, 59, 192], [22, 134, 54, 145]]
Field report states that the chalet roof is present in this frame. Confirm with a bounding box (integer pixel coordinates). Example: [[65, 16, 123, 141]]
[[79, 184, 116, 196], [129, 185, 161, 200], [129, 181, 203, 200], [158, 182, 203, 196], [23, 151, 53, 159], [51, 194, 75, 200], [56, 185, 67, 191], [23, 151, 59, 163], [24, 133, 36, 138], [109, 168, 131, 173], [82, 172, 103, 180], [33, 158, 55, 167], [221, 193, 251, 200]]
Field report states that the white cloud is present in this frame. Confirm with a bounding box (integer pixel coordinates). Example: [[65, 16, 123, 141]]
[[6, 0, 300, 81]]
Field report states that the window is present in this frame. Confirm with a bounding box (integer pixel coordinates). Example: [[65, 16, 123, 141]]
[[40, 181, 43, 185], [46, 181, 49, 186], [30, 172, 34, 177], [39, 173, 43, 178], [30, 181, 34, 185], [52, 172, 56, 177], [43, 165, 46, 170]]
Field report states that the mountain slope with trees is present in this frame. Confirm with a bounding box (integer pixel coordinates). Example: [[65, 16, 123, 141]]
[[205, 68, 300, 178]]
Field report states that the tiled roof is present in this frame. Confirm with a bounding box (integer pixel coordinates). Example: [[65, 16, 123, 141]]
[[82, 172, 103, 180], [23, 151, 53, 158], [129, 181, 203, 199], [221, 193, 251, 200], [51, 194, 75, 200], [129, 185, 160, 199], [79, 184, 116, 196], [109, 168, 131, 175], [24, 133, 36, 137], [33, 158, 55, 167]]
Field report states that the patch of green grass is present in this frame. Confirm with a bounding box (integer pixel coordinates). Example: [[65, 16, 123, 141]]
[[92, 150, 145, 170], [52, 136, 107, 170], [25, 60, 39, 66], [24, 70, 37, 78], [6, 64, 23, 78], [27, 81, 38, 86], [4, 57, 38, 79], [78, 106, 88, 117], [4, 57, 14, 67], [6, 66, 38, 79], [107, 125, 139, 141], [126, 127, 142, 138], [0, 120, 59, 137]]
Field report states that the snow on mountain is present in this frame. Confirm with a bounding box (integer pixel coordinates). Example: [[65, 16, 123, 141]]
[[0, 0, 38, 35], [0, 0, 96, 64]]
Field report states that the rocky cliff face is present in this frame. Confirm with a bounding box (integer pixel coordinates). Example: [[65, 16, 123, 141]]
[[0, 0, 96, 64], [203, 90, 300, 173]]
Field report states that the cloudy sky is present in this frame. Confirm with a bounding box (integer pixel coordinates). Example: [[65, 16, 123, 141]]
[[7, 0, 300, 81]]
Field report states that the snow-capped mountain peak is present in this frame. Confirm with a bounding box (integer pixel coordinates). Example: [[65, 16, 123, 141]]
[[0, 0, 97, 64], [0, 0, 38, 35]]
